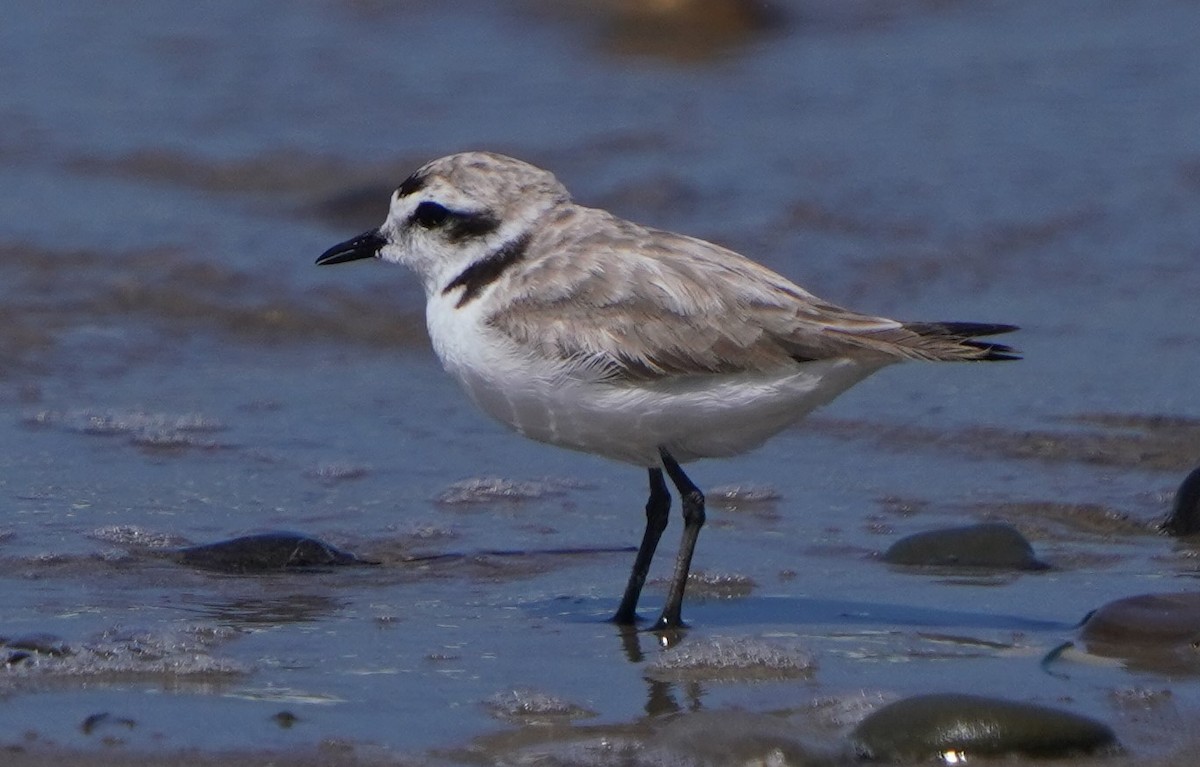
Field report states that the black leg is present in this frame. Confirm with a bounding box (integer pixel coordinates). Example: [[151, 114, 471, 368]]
[[612, 468, 671, 625], [653, 448, 705, 630]]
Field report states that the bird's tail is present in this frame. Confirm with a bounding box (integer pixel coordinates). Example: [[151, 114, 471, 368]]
[[899, 322, 1021, 361]]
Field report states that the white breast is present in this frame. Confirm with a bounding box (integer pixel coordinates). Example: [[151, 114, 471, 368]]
[[425, 291, 887, 467]]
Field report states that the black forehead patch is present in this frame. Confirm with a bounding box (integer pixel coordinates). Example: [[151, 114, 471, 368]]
[[395, 172, 428, 198]]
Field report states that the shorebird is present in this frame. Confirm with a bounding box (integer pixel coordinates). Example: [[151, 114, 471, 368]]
[[317, 152, 1018, 629]]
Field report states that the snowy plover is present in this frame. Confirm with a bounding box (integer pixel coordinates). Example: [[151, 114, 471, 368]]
[[318, 152, 1018, 630]]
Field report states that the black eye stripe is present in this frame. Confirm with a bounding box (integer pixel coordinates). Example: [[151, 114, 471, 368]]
[[409, 202, 501, 242], [445, 211, 500, 242]]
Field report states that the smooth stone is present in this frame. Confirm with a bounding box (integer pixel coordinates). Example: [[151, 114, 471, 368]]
[[171, 532, 377, 573], [80, 712, 137, 736], [4, 632, 71, 656], [883, 523, 1047, 569], [1081, 592, 1200, 644], [1079, 593, 1200, 674], [852, 693, 1118, 761], [271, 710, 299, 729], [1161, 465, 1200, 536]]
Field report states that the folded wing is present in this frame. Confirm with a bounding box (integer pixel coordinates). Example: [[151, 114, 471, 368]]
[[487, 211, 1018, 383]]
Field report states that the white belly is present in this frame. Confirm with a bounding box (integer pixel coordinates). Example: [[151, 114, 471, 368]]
[[470, 357, 880, 466], [427, 297, 886, 467]]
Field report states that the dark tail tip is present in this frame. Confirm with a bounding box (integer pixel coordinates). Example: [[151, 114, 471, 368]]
[[905, 322, 1022, 361], [967, 342, 1021, 361]]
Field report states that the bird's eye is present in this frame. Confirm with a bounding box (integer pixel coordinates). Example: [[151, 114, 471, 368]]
[[412, 201, 450, 229]]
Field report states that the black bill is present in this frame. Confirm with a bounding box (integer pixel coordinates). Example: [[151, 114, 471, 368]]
[[316, 229, 387, 265]]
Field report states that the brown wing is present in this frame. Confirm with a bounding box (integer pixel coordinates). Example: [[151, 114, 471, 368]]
[[487, 208, 1017, 383]]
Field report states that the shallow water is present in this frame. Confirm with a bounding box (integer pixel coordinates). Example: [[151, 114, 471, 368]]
[[3, 1, 1200, 764]]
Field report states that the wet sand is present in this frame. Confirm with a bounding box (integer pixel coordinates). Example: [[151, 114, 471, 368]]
[[4, 1, 1200, 764]]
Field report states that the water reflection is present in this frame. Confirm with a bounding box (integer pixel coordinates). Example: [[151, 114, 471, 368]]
[[172, 592, 343, 626]]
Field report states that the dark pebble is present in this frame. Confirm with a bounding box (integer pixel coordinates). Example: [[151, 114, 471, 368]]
[[4, 632, 71, 657], [852, 693, 1118, 761], [883, 523, 1047, 570], [80, 713, 136, 735], [1081, 592, 1200, 645], [171, 532, 378, 573], [271, 710, 300, 728], [1161, 465, 1200, 536]]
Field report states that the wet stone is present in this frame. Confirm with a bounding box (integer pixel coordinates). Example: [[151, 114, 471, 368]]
[[1081, 592, 1200, 645], [3, 633, 72, 657], [883, 523, 1047, 570], [271, 710, 300, 729], [80, 712, 136, 736], [851, 693, 1119, 761], [810, 691, 892, 729], [170, 532, 379, 573], [1161, 465, 1200, 536]]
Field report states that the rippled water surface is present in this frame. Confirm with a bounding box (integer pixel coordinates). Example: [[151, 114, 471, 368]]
[[3, 1, 1200, 764]]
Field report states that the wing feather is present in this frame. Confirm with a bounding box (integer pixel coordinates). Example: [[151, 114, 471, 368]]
[[487, 207, 1017, 382]]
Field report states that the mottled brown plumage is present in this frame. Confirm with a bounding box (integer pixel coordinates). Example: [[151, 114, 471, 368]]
[[487, 206, 1015, 383]]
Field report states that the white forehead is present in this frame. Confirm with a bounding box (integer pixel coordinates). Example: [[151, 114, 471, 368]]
[[396, 152, 571, 211]]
